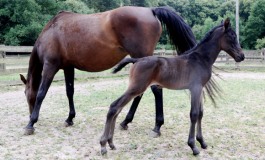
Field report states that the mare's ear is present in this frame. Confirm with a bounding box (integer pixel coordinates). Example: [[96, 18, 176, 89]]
[[224, 18, 231, 30], [20, 74, 27, 85]]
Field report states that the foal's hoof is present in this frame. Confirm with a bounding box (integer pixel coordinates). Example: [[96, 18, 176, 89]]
[[119, 122, 128, 130], [24, 127, 35, 135], [150, 130, 161, 138], [192, 147, 200, 156], [64, 121, 74, 127]]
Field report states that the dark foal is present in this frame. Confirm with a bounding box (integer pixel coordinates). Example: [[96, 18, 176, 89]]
[[20, 6, 196, 135], [100, 18, 245, 155]]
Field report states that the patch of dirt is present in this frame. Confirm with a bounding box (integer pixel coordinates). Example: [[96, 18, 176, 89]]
[[216, 72, 265, 79], [0, 72, 264, 159]]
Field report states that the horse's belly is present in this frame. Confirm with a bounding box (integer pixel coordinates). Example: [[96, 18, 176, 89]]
[[70, 48, 127, 72]]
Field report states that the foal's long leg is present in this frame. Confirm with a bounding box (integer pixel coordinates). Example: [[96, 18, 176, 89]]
[[120, 85, 164, 136], [24, 63, 59, 135], [64, 67, 76, 126], [100, 92, 135, 155], [120, 94, 143, 130], [187, 86, 203, 155], [196, 102, 208, 149]]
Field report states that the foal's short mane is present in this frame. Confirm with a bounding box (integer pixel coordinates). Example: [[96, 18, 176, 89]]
[[197, 24, 223, 46], [182, 24, 223, 56]]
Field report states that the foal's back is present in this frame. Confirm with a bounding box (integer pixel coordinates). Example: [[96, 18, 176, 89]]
[[35, 7, 161, 72]]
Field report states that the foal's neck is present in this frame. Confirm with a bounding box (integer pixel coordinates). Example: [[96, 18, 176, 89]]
[[192, 34, 222, 66]]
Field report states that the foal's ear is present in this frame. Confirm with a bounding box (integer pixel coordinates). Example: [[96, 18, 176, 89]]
[[20, 74, 27, 85], [224, 18, 231, 30]]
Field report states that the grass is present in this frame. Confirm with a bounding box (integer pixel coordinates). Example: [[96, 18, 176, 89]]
[[0, 61, 265, 159], [36, 75, 265, 159]]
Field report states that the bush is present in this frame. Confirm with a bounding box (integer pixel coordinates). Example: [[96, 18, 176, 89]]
[[255, 38, 265, 49]]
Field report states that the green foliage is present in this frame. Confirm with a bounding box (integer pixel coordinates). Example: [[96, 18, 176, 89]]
[[62, 0, 94, 14], [255, 38, 265, 50], [0, 0, 264, 49], [0, 0, 43, 45], [84, 0, 120, 12], [130, 0, 147, 6], [243, 0, 265, 49], [193, 17, 214, 41], [0, 0, 94, 46]]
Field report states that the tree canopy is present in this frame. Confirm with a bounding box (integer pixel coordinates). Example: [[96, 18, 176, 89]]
[[0, 0, 264, 49]]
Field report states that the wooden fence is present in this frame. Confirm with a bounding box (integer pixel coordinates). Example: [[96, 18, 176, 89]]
[[154, 49, 265, 63], [0, 46, 264, 74]]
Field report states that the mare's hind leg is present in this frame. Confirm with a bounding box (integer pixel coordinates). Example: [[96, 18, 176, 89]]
[[196, 102, 207, 149], [120, 94, 143, 130], [64, 67, 76, 127], [151, 85, 164, 137], [24, 63, 59, 135]]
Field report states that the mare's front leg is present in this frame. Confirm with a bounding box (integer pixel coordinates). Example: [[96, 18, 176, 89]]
[[100, 92, 135, 155], [187, 86, 203, 155], [196, 102, 208, 149], [64, 67, 76, 127], [24, 63, 59, 135]]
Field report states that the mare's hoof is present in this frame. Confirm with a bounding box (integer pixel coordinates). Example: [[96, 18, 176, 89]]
[[64, 121, 74, 127], [119, 123, 128, 130], [201, 143, 208, 149], [24, 127, 35, 135], [101, 148, 107, 155], [192, 147, 200, 156], [109, 144, 116, 150], [150, 130, 161, 138]]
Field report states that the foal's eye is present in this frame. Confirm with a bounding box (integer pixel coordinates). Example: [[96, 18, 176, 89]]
[[229, 32, 236, 40]]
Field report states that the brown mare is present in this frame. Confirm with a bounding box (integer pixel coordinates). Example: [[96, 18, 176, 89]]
[[20, 6, 197, 135], [100, 18, 245, 155]]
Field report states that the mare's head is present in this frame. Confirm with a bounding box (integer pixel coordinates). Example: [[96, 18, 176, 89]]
[[220, 18, 245, 62], [20, 74, 35, 114]]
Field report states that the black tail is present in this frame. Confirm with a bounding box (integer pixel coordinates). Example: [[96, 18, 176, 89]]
[[112, 58, 137, 73], [152, 6, 196, 54], [204, 75, 222, 107]]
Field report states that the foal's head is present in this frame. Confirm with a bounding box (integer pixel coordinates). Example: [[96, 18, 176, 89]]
[[220, 18, 245, 62]]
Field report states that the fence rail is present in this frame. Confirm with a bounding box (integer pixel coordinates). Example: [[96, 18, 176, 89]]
[[0, 45, 33, 58], [154, 49, 265, 62], [0, 46, 264, 74]]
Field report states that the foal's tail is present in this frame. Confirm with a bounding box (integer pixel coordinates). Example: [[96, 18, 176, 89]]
[[152, 6, 196, 54], [112, 58, 137, 73]]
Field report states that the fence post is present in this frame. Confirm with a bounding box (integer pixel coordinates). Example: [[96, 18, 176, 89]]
[[225, 54, 229, 64], [261, 48, 265, 61], [0, 50, 6, 59]]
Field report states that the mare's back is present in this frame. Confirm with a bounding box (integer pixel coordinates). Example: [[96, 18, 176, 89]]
[[35, 7, 161, 71]]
